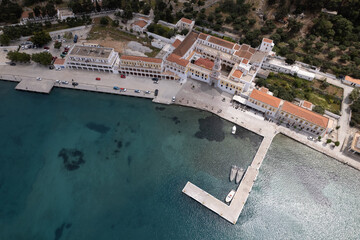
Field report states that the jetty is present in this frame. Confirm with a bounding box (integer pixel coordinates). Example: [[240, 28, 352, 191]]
[[182, 134, 274, 224], [15, 79, 54, 94]]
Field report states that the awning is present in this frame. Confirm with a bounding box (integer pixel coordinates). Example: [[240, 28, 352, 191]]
[[232, 95, 246, 104]]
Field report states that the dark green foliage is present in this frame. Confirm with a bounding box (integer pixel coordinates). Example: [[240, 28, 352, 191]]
[[0, 0, 22, 24], [285, 53, 297, 65], [68, 0, 94, 14], [7, 51, 31, 63], [31, 52, 52, 65], [313, 105, 325, 114], [334, 141, 340, 146], [31, 30, 51, 46], [0, 34, 11, 46], [100, 17, 109, 25], [54, 41, 62, 49], [349, 89, 360, 102], [147, 24, 175, 38]]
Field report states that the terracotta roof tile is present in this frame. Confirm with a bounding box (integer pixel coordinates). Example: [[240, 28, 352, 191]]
[[198, 33, 209, 40], [208, 36, 235, 49], [345, 75, 360, 84], [302, 101, 312, 109], [21, 11, 32, 19], [259, 87, 268, 93], [250, 89, 281, 108], [232, 69, 243, 79], [180, 18, 193, 24], [234, 44, 240, 50], [249, 47, 256, 54], [134, 20, 147, 28], [241, 59, 249, 64], [54, 58, 65, 65], [121, 55, 162, 63], [240, 44, 250, 51], [194, 58, 214, 70], [172, 31, 198, 57], [281, 101, 329, 128], [172, 39, 182, 48], [263, 38, 273, 43], [166, 54, 189, 67]]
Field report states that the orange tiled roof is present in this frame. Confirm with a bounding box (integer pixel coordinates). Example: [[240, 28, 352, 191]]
[[232, 69, 243, 79], [180, 18, 193, 24], [208, 36, 235, 49], [259, 87, 268, 93], [234, 44, 240, 50], [263, 38, 273, 44], [194, 58, 214, 70], [21, 11, 32, 19], [302, 101, 312, 109], [241, 59, 249, 64], [281, 101, 329, 128], [198, 33, 209, 40], [172, 39, 182, 48], [345, 75, 360, 84], [121, 55, 162, 63], [166, 54, 189, 67], [134, 20, 147, 28], [250, 89, 281, 108], [172, 31, 198, 57]]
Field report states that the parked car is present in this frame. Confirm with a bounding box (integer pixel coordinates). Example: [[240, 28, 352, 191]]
[[113, 86, 119, 90], [120, 88, 127, 92], [72, 82, 78, 86], [61, 81, 69, 84], [172, 96, 176, 102], [55, 68, 62, 71], [152, 77, 158, 81], [10, 62, 16, 66], [134, 90, 140, 93], [145, 90, 151, 94], [44, 46, 49, 49], [36, 77, 41, 81], [49, 65, 54, 70], [154, 89, 159, 96], [153, 80, 158, 84], [55, 80, 60, 83], [307, 136, 314, 141], [96, 77, 101, 81], [120, 75, 126, 78]]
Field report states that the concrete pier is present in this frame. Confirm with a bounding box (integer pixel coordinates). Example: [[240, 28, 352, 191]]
[[16, 79, 54, 93], [183, 135, 274, 224]]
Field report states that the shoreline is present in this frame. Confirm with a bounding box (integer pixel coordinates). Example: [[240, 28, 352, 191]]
[[1, 76, 360, 171]]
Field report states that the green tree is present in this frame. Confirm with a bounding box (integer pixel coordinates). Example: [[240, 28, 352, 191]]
[[349, 88, 360, 102], [0, 34, 11, 46], [326, 139, 332, 144], [7, 51, 31, 63], [112, 20, 119, 27], [45, 2, 57, 17], [285, 53, 297, 65], [100, 17, 109, 25], [54, 41, 62, 49], [313, 105, 325, 114], [334, 141, 340, 146], [33, 6, 41, 17], [31, 31, 51, 46], [31, 52, 53, 65], [95, 0, 101, 12]]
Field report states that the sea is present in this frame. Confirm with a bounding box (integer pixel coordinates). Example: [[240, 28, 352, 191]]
[[0, 80, 359, 240]]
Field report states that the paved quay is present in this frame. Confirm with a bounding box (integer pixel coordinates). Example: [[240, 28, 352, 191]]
[[15, 79, 54, 93]]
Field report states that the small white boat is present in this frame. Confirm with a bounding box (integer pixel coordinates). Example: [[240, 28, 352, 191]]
[[230, 165, 237, 182], [235, 168, 244, 184], [232, 125, 237, 134], [225, 189, 236, 203]]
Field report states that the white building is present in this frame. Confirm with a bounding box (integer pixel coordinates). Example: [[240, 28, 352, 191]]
[[259, 38, 274, 53], [176, 18, 195, 31], [57, 9, 75, 21], [262, 58, 315, 81], [343, 75, 360, 87], [132, 17, 151, 33], [65, 45, 119, 73]]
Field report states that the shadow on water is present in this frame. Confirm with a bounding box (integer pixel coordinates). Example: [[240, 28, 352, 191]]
[[194, 115, 225, 142]]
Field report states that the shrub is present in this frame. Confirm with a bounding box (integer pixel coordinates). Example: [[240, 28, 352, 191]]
[[100, 17, 109, 26], [335, 141, 340, 146], [313, 105, 325, 114], [326, 139, 332, 144]]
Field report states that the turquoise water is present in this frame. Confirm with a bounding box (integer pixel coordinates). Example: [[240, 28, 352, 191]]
[[0, 81, 360, 239]]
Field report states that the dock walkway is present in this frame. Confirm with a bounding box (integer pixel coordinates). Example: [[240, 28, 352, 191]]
[[183, 135, 274, 224], [15, 79, 54, 93]]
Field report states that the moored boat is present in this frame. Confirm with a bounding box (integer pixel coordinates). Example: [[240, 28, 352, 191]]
[[235, 168, 244, 184], [225, 189, 236, 203], [230, 165, 237, 182], [232, 125, 237, 134]]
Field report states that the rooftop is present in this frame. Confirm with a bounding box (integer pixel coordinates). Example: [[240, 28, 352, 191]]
[[69, 45, 114, 59], [166, 54, 189, 67], [263, 38, 273, 44], [172, 31, 198, 57], [208, 36, 235, 49], [21, 11, 32, 19], [281, 101, 329, 128], [172, 39, 182, 48], [54, 58, 65, 65], [194, 58, 214, 70], [249, 89, 281, 108], [351, 132, 360, 153], [134, 20, 147, 28], [198, 33, 209, 40], [180, 18, 193, 24], [232, 69, 243, 79], [345, 75, 360, 84], [121, 55, 162, 63]]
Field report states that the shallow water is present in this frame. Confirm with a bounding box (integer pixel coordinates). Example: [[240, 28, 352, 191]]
[[0, 81, 359, 240]]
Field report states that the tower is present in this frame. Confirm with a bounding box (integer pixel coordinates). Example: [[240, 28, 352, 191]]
[[210, 52, 221, 86]]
